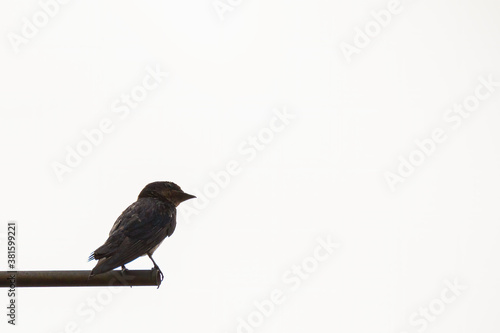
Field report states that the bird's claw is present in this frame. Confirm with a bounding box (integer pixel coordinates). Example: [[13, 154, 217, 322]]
[[121, 266, 133, 287], [152, 266, 164, 287], [156, 267, 164, 282], [159, 270, 164, 282]]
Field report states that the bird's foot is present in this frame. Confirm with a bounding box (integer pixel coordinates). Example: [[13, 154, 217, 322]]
[[121, 265, 132, 288], [156, 267, 164, 282], [152, 265, 164, 286], [147, 253, 163, 287]]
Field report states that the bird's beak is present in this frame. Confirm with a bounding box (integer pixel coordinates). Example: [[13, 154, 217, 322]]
[[183, 193, 196, 201], [176, 191, 196, 203]]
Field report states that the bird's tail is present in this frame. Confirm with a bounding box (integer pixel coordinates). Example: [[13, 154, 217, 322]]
[[89, 256, 125, 277], [90, 259, 110, 277], [88, 252, 95, 262]]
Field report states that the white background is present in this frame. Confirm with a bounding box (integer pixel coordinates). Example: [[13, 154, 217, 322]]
[[1, 0, 500, 332]]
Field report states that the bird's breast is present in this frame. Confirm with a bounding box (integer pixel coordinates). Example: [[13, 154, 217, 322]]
[[147, 240, 164, 255]]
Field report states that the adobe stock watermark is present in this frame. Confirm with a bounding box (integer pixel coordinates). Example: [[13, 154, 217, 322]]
[[6, 220, 17, 326], [231, 235, 340, 333], [385, 74, 499, 192], [339, 0, 404, 64], [52, 273, 135, 333], [7, 0, 72, 54], [179, 106, 295, 222], [51, 65, 168, 182], [398, 278, 466, 333], [212, 0, 243, 21]]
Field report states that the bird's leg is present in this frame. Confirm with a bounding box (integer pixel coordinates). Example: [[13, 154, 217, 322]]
[[147, 253, 164, 282], [120, 265, 132, 288], [120, 265, 133, 288]]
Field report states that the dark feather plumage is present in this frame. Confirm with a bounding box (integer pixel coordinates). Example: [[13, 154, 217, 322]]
[[89, 181, 195, 278]]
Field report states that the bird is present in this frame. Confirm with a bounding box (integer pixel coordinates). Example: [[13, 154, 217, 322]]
[[88, 181, 196, 281]]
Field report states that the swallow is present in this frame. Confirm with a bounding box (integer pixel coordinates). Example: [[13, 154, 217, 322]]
[[88, 181, 195, 281]]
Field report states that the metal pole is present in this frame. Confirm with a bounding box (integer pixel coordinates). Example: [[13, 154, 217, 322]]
[[0, 270, 161, 288]]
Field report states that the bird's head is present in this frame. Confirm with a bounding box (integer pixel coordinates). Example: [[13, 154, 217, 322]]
[[138, 181, 196, 206]]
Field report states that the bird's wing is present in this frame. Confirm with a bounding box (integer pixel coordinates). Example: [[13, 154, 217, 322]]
[[108, 201, 139, 235], [90, 198, 176, 274]]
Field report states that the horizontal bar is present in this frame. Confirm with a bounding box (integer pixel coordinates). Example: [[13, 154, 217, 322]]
[[0, 270, 161, 288]]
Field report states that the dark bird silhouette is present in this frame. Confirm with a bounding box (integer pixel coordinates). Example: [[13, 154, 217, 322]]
[[88, 181, 195, 280]]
